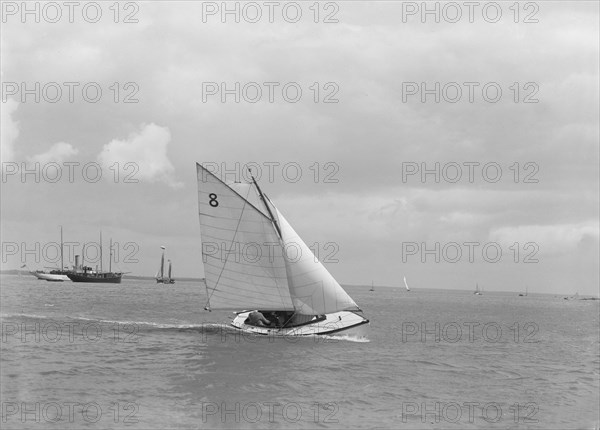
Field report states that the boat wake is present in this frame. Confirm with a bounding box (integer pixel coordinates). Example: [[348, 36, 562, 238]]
[[0, 313, 230, 333], [320, 333, 370, 343], [1, 313, 369, 341]]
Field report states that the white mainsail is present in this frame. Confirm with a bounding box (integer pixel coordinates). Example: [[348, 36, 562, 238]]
[[157, 246, 165, 280], [403, 276, 410, 291], [197, 164, 294, 311], [197, 163, 359, 315]]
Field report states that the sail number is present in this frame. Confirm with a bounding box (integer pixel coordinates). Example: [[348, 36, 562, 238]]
[[208, 193, 219, 207]]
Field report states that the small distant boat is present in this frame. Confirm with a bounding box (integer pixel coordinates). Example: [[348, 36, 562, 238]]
[[67, 233, 122, 283], [369, 281, 375, 292], [156, 246, 166, 283], [518, 286, 528, 297], [166, 260, 175, 284], [156, 246, 175, 284], [403, 276, 411, 292], [28, 226, 71, 282], [474, 283, 482, 295], [197, 163, 369, 337]]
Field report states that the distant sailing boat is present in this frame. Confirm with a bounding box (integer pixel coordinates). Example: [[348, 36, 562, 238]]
[[29, 226, 70, 282], [166, 260, 175, 284], [369, 281, 375, 292], [156, 246, 175, 284], [519, 286, 528, 297], [67, 233, 122, 283], [474, 283, 482, 295], [403, 276, 411, 292], [196, 163, 369, 337], [156, 246, 166, 283]]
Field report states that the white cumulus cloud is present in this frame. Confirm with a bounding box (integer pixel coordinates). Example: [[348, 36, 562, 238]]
[[28, 142, 79, 164], [97, 123, 181, 188]]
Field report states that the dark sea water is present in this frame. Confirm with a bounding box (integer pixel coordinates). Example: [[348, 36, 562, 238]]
[[1, 275, 598, 429]]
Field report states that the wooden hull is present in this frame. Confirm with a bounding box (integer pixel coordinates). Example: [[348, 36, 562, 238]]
[[231, 311, 369, 337], [67, 273, 122, 283]]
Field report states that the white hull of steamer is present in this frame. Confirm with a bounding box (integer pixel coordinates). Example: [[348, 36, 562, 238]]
[[31, 272, 70, 282], [232, 311, 370, 337]]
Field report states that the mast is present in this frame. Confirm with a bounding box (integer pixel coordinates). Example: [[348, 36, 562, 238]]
[[160, 246, 165, 278], [82, 243, 85, 271], [99, 231, 103, 273], [249, 170, 282, 239], [168, 260, 172, 279], [60, 225, 64, 271], [109, 238, 112, 273]]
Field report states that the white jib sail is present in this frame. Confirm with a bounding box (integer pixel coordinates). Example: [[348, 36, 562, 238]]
[[274, 208, 359, 315], [197, 164, 294, 311]]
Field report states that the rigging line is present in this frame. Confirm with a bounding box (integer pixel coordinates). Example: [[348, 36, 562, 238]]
[[251, 181, 291, 310], [246, 168, 289, 311], [247, 170, 291, 309], [249, 170, 282, 240]]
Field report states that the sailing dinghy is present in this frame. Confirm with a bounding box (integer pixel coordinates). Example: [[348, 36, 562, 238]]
[[196, 163, 369, 337]]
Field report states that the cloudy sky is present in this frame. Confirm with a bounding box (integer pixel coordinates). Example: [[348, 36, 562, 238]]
[[1, 1, 598, 295]]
